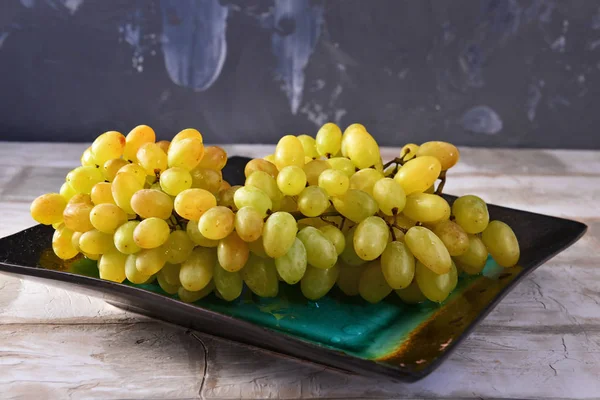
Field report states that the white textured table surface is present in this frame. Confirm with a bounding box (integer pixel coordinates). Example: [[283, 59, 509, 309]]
[[0, 142, 599, 400]]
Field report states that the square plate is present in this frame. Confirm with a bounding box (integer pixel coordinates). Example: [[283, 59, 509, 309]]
[[0, 156, 587, 381]]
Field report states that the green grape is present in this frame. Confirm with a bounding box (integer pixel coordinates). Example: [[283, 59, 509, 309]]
[[180, 247, 216, 291], [433, 220, 469, 256], [114, 221, 141, 254], [167, 137, 204, 170], [233, 186, 272, 217], [91, 182, 115, 205], [157, 271, 180, 294], [297, 226, 337, 269], [319, 225, 345, 255], [66, 166, 104, 194], [404, 226, 452, 274], [91, 131, 126, 165], [262, 212, 297, 258], [133, 217, 170, 249], [331, 189, 378, 223], [244, 158, 279, 179], [336, 263, 363, 296], [297, 134, 318, 159], [217, 231, 249, 272], [81, 146, 97, 167], [160, 167, 193, 196], [301, 264, 340, 300], [316, 122, 342, 157], [318, 169, 349, 196], [172, 128, 203, 144], [274, 135, 305, 170], [277, 166, 307, 196], [403, 193, 451, 223], [394, 156, 441, 195], [341, 125, 381, 169], [186, 219, 219, 247], [372, 178, 406, 216], [214, 263, 243, 301], [358, 261, 392, 303], [353, 216, 389, 261], [190, 167, 222, 195], [125, 254, 152, 284], [111, 171, 144, 214], [160, 262, 181, 286], [246, 170, 282, 205], [303, 159, 331, 186], [137, 142, 168, 175], [124, 125, 156, 162], [102, 158, 128, 182], [399, 143, 419, 162], [327, 157, 355, 178], [247, 236, 268, 258], [52, 225, 78, 260], [234, 206, 264, 242], [279, 195, 298, 213], [178, 281, 214, 303], [241, 254, 279, 297], [197, 146, 227, 170], [79, 229, 114, 255], [349, 168, 383, 197], [164, 230, 195, 264], [380, 241, 415, 289], [30, 193, 67, 225], [453, 234, 488, 274], [274, 237, 307, 284], [174, 188, 217, 221], [130, 189, 173, 219], [452, 195, 489, 234], [59, 182, 77, 201], [217, 185, 241, 211], [297, 186, 329, 217], [416, 141, 460, 171], [415, 260, 457, 303], [340, 225, 367, 266], [481, 220, 520, 267], [117, 163, 147, 186], [395, 279, 427, 304], [98, 250, 128, 283], [90, 203, 127, 234], [198, 206, 235, 240]]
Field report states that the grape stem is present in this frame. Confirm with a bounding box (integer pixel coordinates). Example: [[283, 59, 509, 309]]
[[435, 170, 447, 195]]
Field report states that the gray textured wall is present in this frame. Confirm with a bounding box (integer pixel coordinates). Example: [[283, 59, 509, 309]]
[[0, 0, 598, 148]]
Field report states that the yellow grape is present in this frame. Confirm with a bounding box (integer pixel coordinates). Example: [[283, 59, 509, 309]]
[[279, 195, 298, 213], [174, 188, 216, 220], [136, 247, 167, 275], [79, 229, 114, 254], [246, 170, 282, 205], [186, 220, 219, 247], [157, 271, 179, 294], [66, 166, 104, 194], [98, 250, 128, 283], [70, 230, 82, 252], [394, 156, 441, 195], [90, 182, 115, 205], [301, 264, 339, 300], [160, 262, 181, 286], [247, 236, 268, 258], [318, 169, 349, 196], [316, 122, 342, 157], [395, 279, 427, 304], [433, 220, 469, 256], [353, 216, 389, 261], [416, 141, 460, 170], [83, 252, 99, 261], [233, 186, 272, 217], [117, 163, 147, 186], [297, 186, 329, 217], [167, 137, 204, 170], [219, 180, 231, 192], [349, 168, 383, 197], [277, 166, 307, 196], [217, 185, 240, 211], [303, 159, 331, 186], [274, 238, 307, 284], [63, 201, 94, 232], [341, 125, 380, 169], [403, 193, 451, 223], [371, 178, 406, 216], [190, 167, 222, 194], [124, 125, 156, 162], [172, 128, 203, 144], [399, 143, 419, 162], [102, 158, 128, 182], [137, 142, 168, 175], [130, 189, 173, 219], [234, 206, 264, 242], [52, 225, 78, 260], [164, 230, 195, 264], [481, 220, 520, 267], [159, 167, 193, 196], [297, 226, 337, 269], [91, 131, 126, 165], [179, 247, 216, 291], [319, 225, 345, 255], [198, 206, 235, 240], [30, 193, 66, 225], [213, 264, 243, 301], [217, 231, 249, 272], [133, 217, 170, 249], [404, 226, 451, 274], [197, 146, 227, 170], [415, 260, 457, 303], [90, 203, 127, 234], [359, 261, 392, 303], [336, 263, 363, 296], [178, 282, 214, 303], [453, 234, 488, 274], [263, 212, 297, 258], [452, 195, 490, 234], [274, 135, 305, 170], [81, 146, 97, 167], [244, 158, 278, 179], [331, 189, 378, 223], [114, 220, 141, 254], [111, 171, 144, 214], [241, 254, 279, 297], [156, 140, 170, 154], [297, 134, 318, 159], [125, 254, 152, 284], [327, 157, 355, 177], [381, 241, 415, 289], [59, 182, 77, 201]]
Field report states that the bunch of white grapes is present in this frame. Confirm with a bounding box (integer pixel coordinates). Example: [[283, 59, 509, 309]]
[[30, 123, 520, 304]]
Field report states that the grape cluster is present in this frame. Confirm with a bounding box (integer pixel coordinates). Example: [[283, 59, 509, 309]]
[[30, 123, 520, 305]]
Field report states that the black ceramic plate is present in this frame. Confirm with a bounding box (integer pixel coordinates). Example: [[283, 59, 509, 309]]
[[0, 156, 587, 381]]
